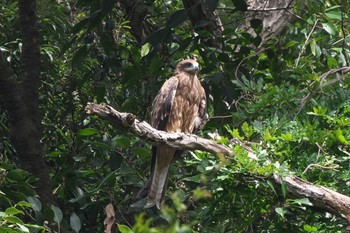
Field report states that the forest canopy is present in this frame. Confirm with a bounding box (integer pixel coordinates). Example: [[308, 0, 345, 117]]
[[1, 0, 350, 232]]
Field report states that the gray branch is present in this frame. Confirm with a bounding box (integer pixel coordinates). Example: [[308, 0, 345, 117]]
[[85, 102, 233, 156], [85, 102, 350, 218]]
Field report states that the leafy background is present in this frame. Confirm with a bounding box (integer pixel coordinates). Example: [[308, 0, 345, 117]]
[[1, 0, 350, 232]]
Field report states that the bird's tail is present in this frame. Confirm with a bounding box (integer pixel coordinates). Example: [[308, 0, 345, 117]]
[[147, 146, 174, 209]]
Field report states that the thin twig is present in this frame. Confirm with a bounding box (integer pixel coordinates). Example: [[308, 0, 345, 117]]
[[302, 163, 339, 175], [295, 19, 319, 67], [209, 115, 233, 119]]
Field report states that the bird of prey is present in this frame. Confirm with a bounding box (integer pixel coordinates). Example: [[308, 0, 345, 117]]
[[138, 59, 207, 209]]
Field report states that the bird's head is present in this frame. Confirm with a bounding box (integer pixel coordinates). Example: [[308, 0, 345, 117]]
[[175, 59, 199, 75]]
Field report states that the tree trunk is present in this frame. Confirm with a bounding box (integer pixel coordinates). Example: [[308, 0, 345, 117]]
[[244, 0, 296, 43], [182, 0, 223, 48], [0, 0, 55, 207]]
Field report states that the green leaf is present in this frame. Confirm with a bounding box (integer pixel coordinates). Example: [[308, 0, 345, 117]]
[[71, 46, 88, 68], [327, 56, 338, 68], [118, 224, 134, 233], [242, 122, 255, 139], [275, 207, 287, 219], [27, 196, 41, 212], [23, 223, 45, 230], [292, 198, 313, 206], [303, 224, 318, 232], [5, 207, 23, 215], [3, 216, 24, 225], [280, 133, 293, 141], [18, 224, 29, 233], [322, 23, 338, 35], [134, 147, 150, 157], [335, 128, 348, 144], [281, 181, 287, 198], [166, 10, 187, 28], [113, 135, 131, 148], [325, 10, 342, 19], [77, 128, 99, 136], [285, 40, 298, 48], [266, 180, 277, 195], [16, 201, 31, 207], [51, 205, 63, 224], [70, 212, 81, 233], [7, 169, 28, 181], [1, 227, 19, 233], [310, 39, 316, 56], [149, 57, 163, 73], [140, 43, 151, 57]]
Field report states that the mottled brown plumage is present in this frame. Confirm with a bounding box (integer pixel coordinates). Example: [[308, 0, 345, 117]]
[[138, 59, 207, 209]]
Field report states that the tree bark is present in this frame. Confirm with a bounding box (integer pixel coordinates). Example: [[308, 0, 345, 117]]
[[85, 102, 350, 218], [244, 0, 296, 43], [119, 0, 157, 43], [0, 0, 55, 207], [182, 0, 223, 48]]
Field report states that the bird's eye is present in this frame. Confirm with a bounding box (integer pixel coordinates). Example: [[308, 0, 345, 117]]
[[184, 62, 192, 67]]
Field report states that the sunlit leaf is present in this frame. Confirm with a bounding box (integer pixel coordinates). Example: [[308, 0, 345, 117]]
[[118, 224, 133, 233], [5, 207, 23, 215], [322, 22, 338, 35], [140, 43, 151, 57]]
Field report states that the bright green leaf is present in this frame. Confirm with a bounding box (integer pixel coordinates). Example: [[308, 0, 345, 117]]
[[16, 201, 31, 208], [310, 39, 316, 56], [77, 128, 99, 136], [5, 207, 23, 215], [118, 224, 134, 233], [140, 42, 151, 57], [303, 224, 318, 232]]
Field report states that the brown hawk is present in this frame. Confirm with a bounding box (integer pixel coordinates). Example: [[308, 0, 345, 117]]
[[138, 59, 207, 209]]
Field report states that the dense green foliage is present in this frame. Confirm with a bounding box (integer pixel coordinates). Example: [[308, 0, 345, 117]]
[[1, 0, 350, 232]]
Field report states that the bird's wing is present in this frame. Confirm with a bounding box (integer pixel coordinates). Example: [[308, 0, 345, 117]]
[[146, 76, 180, 208], [192, 87, 208, 134], [137, 77, 179, 200], [150, 77, 179, 130]]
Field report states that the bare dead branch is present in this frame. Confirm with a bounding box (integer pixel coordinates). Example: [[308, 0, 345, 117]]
[[85, 102, 350, 217], [85, 103, 233, 156], [274, 174, 350, 216]]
